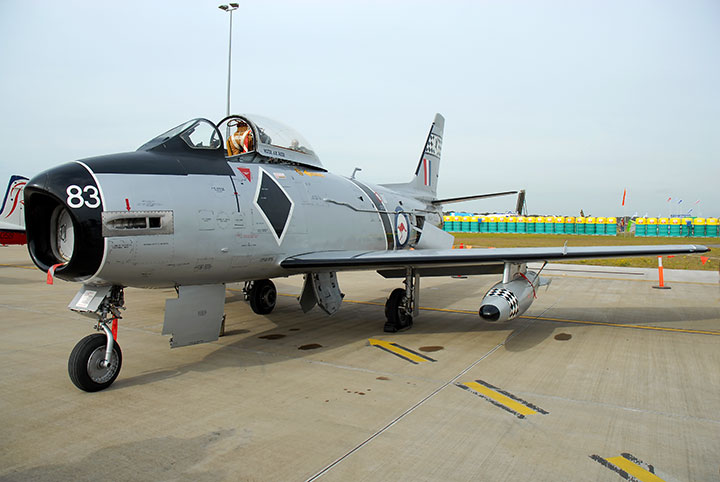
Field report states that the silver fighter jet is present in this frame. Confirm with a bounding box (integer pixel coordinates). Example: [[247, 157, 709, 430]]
[[23, 114, 709, 391]]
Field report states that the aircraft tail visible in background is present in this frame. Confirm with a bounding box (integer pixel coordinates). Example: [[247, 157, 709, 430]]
[[381, 114, 444, 202], [0, 175, 28, 245]]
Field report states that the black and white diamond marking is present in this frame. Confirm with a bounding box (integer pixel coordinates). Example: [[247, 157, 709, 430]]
[[487, 288, 519, 318], [254, 168, 294, 245]]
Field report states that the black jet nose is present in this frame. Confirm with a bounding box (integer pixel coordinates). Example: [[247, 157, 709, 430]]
[[24, 162, 105, 282], [479, 304, 501, 322]]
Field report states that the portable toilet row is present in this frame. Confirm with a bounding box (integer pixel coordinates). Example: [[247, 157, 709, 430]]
[[442, 216, 619, 235], [635, 218, 718, 237]]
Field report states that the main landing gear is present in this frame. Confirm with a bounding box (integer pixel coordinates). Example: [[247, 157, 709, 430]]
[[384, 268, 419, 333], [68, 286, 124, 392], [245, 279, 277, 315]]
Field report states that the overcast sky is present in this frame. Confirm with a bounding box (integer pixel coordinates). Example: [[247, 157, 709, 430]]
[[1, 0, 718, 217]]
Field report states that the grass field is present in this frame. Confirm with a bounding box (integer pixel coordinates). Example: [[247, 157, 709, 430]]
[[448, 233, 719, 271]]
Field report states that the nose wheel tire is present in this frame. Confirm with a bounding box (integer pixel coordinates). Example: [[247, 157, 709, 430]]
[[384, 288, 413, 333], [68, 333, 122, 392], [249, 279, 277, 315]]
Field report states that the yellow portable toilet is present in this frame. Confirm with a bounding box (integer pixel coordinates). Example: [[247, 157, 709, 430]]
[[681, 217, 693, 236], [496, 216, 507, 233], [565, 216, 576, 234], [658, 217, 670, 237], [606, 217, 617, 236], [576, 216, 586, 235], [585, 217, 596, 235], [693, 217, 706, 237], [526, 216, 536, 233], [554, 216, 565, 234], [646, 218, 658, 236], [595, 217, 606, 235], [634, 217, 646, 237], [669, 217, 682, 237], [516, 216, 527, 233], [479, 215, 488, 233], [706, 218, 718, 237], [487, 215, 498, 233]]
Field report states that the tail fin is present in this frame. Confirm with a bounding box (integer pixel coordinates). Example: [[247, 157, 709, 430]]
[[380, 114, 444, 201], [1, 175, 28, 229], [411, 113, 444, 199]]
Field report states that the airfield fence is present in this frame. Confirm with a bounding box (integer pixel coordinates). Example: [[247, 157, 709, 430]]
[[442, 216, 720, 237]]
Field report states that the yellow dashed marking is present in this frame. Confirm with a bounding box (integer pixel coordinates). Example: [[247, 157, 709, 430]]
[[462, 381, 536, 416], [605, 456, 665, 482], [368, 338, 435, 364]]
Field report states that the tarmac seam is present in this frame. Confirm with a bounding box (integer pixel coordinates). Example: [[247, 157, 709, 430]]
[[305, 309, 543, 481]]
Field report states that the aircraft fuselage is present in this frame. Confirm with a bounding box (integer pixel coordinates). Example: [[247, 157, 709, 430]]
[[25, 154, 439, 288]]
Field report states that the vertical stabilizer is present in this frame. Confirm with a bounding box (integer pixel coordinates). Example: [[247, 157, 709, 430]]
[[410, 114, 444, 199], [1, 175, 28, 229]]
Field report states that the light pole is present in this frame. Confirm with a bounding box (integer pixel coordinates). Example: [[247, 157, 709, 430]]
[[218, 3, 239, 117]]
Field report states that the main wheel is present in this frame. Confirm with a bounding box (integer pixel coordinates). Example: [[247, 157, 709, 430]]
[[249, 279, 277, 315], [384, 288, 413, 333], [68, 333, 122, 392]]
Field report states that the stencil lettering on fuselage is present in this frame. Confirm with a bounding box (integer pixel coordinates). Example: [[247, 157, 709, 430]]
[[254, 168, 294, 245]]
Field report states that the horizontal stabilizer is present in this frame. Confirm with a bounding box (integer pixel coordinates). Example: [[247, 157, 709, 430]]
[[432, 190, 520, 205]]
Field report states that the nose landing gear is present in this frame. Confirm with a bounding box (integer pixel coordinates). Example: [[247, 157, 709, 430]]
[[67, 285, 125, 392]]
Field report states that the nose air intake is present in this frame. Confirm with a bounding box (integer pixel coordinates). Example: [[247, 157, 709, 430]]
[[24, 162, 105, 282]]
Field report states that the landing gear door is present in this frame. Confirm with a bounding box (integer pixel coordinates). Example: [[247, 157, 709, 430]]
[[300, 272, 342, 315], [68, 285, 113, 316]]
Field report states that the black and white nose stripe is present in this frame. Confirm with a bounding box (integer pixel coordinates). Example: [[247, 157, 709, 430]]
[[486, 288, 519, 318]]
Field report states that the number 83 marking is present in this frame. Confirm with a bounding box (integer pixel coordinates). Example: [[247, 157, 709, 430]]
[[66, 185, 101, 209]]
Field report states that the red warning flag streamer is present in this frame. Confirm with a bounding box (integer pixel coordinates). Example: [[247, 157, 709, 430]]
[[621, 189, 627, 207], [701, 256, 709, 265], [46, 263, 65, 285]]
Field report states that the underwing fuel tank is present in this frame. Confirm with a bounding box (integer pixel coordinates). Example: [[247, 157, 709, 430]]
[[478, 270, 541, 322]]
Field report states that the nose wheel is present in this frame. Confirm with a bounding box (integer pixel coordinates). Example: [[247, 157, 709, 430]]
[[68, 333, 122, 392]]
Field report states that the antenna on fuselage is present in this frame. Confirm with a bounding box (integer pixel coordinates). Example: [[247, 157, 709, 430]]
[[351, 168, 362, 180]]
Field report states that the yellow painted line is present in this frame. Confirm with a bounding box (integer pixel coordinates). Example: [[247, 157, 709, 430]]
[[0, 263, 37, 271], [240, 290, 720, 337], [461, 381, 536, 416], [368, 338, 435, 364], [605, 456, 665, 482], [527, 315, 720, 336]]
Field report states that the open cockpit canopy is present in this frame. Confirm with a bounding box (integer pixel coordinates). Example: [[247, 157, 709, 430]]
[[137, 115, 323, 170], [218, 114, 323, 170]]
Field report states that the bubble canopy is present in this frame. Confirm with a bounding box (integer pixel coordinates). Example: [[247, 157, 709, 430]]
[[220, 114, 323, 169], [138, 115, 324, 170]]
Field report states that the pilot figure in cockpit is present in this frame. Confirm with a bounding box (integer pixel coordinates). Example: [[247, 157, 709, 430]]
[[227, 120, 254, 156]]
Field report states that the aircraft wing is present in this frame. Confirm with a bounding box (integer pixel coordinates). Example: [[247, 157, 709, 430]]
[[280, 244, 709, 275]]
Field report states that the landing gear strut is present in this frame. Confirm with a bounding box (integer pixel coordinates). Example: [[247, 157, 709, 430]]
[[68, 286, 124, 392], [384, 268, 419, 333], [245, 279, 277, 315]]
